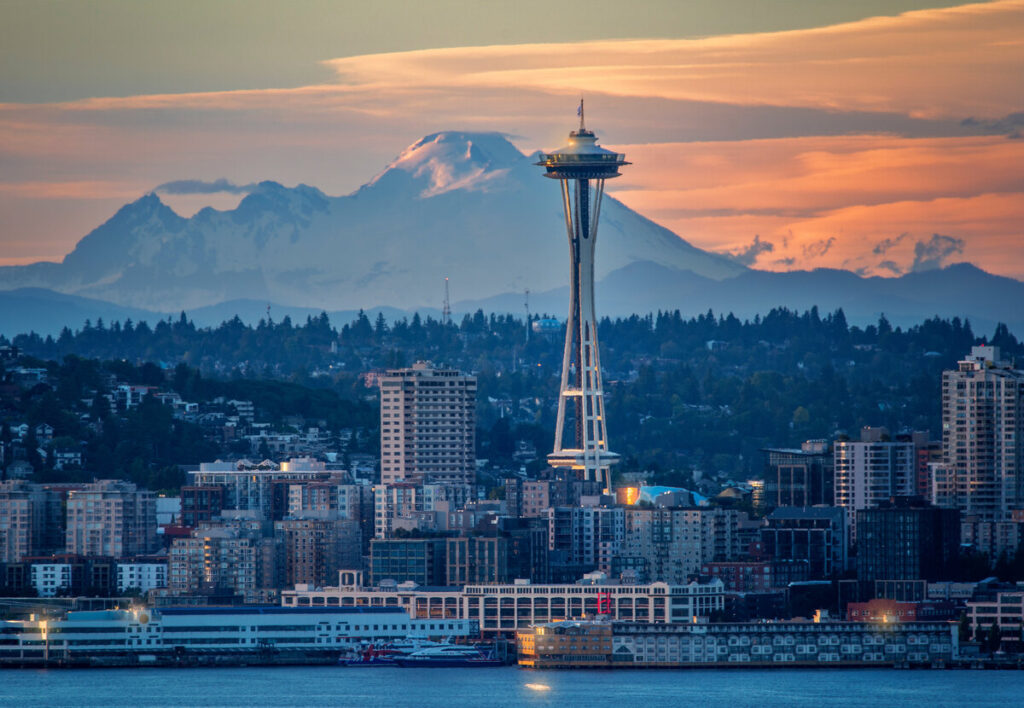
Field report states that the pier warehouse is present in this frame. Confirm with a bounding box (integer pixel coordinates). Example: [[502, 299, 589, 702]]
[[517, 618, 957, 668]]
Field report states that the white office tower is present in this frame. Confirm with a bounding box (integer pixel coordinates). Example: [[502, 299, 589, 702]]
[[536, 102, 629, 493], [379, 362, 477, 485], [938, 346, 1024, 520]]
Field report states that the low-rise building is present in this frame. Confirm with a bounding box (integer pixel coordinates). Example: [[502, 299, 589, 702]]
[[27, 555, 116, 597], [282, 569, 725, 638], [966, 590, 1024, 639], [701, 560, 809, 593], [0, 606, 477, 663], [846, 598, 958, 623], [116, 558, 169, 594]]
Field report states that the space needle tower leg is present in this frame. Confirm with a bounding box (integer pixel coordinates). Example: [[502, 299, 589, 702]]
[[538, 103, 629, 494]]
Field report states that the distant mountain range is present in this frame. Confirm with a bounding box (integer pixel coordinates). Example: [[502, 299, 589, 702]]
[[0, 131, 741, 313], [461, 261, 1024, 334], [1, 131, 1021, 337], [2, 261, 1022, 338]]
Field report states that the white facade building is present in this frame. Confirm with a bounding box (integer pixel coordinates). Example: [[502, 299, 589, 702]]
[[30, 562, 74, 597], [940, 346, 1024, 520], [373, 482, 473, 539], [379, 363, 476, 485], [833, 437, 915, 542], [281, 569, 725, 638], [0, 606, 476, 662], [116, 561, 169, 593]]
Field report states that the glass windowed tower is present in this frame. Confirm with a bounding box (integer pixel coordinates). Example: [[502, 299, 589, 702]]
[[536, 103, 629, 493]]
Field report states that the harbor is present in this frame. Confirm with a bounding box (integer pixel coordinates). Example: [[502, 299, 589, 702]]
[[3, 600, 1021, 672], [0, 605, 485, 669]]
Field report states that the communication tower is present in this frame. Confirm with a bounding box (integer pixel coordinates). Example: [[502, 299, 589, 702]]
[[535, 101, 629, 493]]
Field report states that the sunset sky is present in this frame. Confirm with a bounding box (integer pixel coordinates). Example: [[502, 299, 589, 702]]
[[1, 0, 1022, 277]]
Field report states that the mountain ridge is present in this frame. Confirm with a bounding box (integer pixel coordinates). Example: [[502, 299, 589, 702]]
[[0, 131, 743, 312], [4, 261, 1024, 339], [0, 130, 1018, 335]]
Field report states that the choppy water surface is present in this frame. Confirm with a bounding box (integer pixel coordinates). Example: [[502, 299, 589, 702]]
[[2, 666, 1021, 707]]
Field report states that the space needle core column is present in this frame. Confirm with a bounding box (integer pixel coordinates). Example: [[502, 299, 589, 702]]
[[536, 101, 629, 494]]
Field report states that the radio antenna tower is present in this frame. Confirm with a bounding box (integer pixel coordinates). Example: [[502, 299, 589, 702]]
[[524, 289, 531, 343], [535, 100, 629, 493], [442, 277, 451, 326]]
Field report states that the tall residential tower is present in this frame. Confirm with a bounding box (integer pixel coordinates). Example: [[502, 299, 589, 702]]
[[536, 103, 629, 493], [935, 346, 1024, 520], [379, 362, 477, 485]]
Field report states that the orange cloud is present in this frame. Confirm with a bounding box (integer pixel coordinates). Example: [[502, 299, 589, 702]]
[[324, 0, 1024, 119], [0, 1, 1021, 275], [610, 135, 1024, 277], [0, 180, 141, 200]]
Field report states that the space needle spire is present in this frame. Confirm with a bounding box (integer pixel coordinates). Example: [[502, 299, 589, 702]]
[[536, 103, 630, 494]]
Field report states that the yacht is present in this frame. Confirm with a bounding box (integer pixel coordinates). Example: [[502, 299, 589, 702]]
[[393, 644, 503, 667]]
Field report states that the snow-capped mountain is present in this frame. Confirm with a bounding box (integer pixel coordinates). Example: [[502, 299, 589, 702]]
[[0, 132, 744, 312]]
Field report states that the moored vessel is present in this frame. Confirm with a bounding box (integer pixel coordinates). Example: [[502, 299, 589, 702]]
[[393, 645, 503, 667]]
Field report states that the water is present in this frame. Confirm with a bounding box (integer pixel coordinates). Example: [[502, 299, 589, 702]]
[[1, 666, 1021, 707]]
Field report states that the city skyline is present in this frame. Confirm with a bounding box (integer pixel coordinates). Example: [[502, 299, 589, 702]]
[[1, 0, 1022, 282], [6, 1, 1024, 686]]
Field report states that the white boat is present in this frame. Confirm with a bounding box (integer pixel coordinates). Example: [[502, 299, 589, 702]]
[[393, 644, 502, 667]]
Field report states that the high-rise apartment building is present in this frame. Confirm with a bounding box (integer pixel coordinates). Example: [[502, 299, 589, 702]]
[[369, 538, 447, 586], [856, 497, 960, 583], [547, 505, 624, 575], [187, 457, 331, 521], [760, 440, 834, 512], [180, 485, 224, 528], [833, 429, 915, 543], [167, 526, 278, 603], [614, 508, 745, 584], [0, 481, 61, 562], [379, 362, 476, 485], [760, 506, 847, 579], [507, 477, 603, 518], [65, 480, 157, 557], [373, 482, 473, 539], [938, 346, 1024, 520], [273, 514, 361, 588], [288, 478, 374, 551]]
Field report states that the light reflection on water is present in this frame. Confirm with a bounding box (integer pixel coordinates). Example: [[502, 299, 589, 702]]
[[1, 666, 1022, 707]]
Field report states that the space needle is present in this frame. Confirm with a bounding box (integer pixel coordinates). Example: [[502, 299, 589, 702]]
[[537, 101, 629, 494]]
